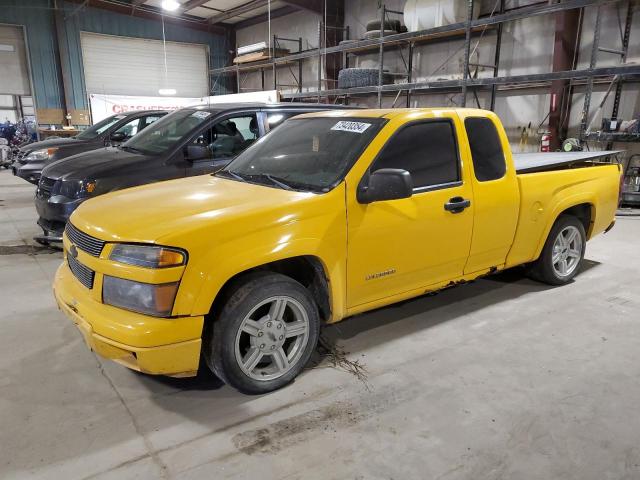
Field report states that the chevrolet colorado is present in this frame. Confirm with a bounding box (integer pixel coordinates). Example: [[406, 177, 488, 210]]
[[36, 103, 354, 243], [53, 108, 620, 394]]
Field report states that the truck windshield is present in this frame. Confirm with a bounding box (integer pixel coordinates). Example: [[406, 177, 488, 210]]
[[76, 114, 124, 139], [218, 117, 386, 192], [122, 108, 213, 155]]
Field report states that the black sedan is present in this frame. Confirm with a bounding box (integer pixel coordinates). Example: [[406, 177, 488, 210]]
[[13, 110, 167, 184]]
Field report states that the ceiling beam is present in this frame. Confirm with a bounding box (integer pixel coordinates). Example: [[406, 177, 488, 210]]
[[233, 5, 298, 30], [180, 0, 214, 11], [63, 0, 230, 35], [280, 0, 323, 15], [209, 0, 269, 24]]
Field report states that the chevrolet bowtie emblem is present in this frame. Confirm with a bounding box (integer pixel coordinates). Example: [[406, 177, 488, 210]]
[[69, 244, 78, 258]]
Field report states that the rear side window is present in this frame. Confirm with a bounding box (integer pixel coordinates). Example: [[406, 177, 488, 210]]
[[465, 117, 506, 182], [372, 120, 460, 190]]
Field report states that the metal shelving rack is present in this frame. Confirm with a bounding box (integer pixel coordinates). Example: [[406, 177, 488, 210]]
[[210, 0, 640, 110], [579, 1, 638, 147], [221, 34, 306, 94]]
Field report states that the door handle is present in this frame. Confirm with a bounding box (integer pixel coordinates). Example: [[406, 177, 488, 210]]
[[444, 196, 471, 213]]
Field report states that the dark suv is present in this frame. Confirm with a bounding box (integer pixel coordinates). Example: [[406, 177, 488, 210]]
[[14, 110, 167, 184], [35, 102, 356, 242]]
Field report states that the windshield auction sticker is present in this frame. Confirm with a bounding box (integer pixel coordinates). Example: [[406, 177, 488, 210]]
[[331, 121, 371, 133], [191, 111, 211, 120]]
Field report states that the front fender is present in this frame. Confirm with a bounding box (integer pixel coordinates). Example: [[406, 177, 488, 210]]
[[171, 186, 348, 321], [184, 237, 346, 320]]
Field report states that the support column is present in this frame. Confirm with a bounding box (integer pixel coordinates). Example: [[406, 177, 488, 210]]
[[324, 0, 344, 88], [53, 5, 73, 125], [548, 9, 582, 150]]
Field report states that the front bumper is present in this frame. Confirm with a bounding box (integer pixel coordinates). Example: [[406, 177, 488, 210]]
[[15, 160, 44, 185], [53, 261, 203, 377], [35, 194, 85, 227]]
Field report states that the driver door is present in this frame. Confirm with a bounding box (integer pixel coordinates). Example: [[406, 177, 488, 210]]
[[346, 116, 474, 309], [186, 113, 259, 176]]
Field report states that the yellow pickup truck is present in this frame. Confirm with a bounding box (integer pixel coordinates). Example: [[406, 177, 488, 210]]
[[53, 108, 620, 394]]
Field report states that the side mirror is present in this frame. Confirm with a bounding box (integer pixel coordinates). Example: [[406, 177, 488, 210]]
[[110, 131, 126, 143], [357, 168, 413, 204], [185, 145, 210, 161]]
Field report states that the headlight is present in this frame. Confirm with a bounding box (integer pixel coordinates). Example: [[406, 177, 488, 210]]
[[57, 179, 96, 198], [26, 148, 58, 160], [109, 244, 186, 268], [102, 276, 179, 317]]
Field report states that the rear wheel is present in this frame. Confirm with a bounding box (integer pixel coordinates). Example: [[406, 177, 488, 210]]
[[527, 215, 586, 285], [205, 272, 320, 394]]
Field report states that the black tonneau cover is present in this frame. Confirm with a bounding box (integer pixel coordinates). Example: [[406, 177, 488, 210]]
[[514, 150, 622, 173]]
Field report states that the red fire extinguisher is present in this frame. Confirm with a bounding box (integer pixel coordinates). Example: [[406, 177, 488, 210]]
[[540, 130, 551, 152], [540, 131, 551, 152]]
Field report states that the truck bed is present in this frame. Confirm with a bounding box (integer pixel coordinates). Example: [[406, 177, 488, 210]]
[[513, 151, 622, 173]]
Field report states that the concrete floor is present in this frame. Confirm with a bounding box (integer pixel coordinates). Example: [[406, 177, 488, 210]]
[[1, 168, 639, 480]]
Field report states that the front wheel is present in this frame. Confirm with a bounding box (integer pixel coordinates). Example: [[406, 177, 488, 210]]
[[205, 272, 320, 394], [527, 215, 586, 285]]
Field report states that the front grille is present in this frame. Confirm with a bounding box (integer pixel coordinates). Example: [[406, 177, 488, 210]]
[[37, 176, 56, 200], [67, 254, 95, 289], [65, 223, 106, 257], [15, 150, 27, 163]]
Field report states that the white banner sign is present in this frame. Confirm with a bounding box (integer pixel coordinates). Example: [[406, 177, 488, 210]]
[[88, 94, 201, 123], [88, 91, 281, 123]]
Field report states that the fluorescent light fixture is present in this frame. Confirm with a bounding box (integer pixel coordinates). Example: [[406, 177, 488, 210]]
[[237, 41, 268, 56], [158, 88, 177, 95], [161, 0, 180, 11]]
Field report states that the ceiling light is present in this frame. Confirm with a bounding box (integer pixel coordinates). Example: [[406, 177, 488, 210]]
[[159, 88, 177, 95], [161, 0, 180, 11]]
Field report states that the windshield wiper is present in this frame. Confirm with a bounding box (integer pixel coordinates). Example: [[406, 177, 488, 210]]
[[217, 170, 247, 182], [262, 174, 295, 191], [119, 145, 144, 154]]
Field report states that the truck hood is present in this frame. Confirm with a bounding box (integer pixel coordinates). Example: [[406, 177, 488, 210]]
[[42, 147, 151, 181], [21, 137, 90, 154], [70, 174, 319, 244]]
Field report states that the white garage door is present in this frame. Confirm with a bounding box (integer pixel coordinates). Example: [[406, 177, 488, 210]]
[[0, 25, 31, 96], [80, 32, 208, 97]]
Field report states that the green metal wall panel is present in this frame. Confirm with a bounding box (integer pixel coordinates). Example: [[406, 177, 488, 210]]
[[0, 0, 228, 113], [0, 0, 62, 110]]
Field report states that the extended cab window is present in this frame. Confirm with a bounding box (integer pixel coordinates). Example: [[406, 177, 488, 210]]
[[465, 117, 506, 181], [372, 120, 459, 190]]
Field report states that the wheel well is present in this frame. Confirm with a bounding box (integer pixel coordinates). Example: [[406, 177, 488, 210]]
[[560, 203, 593, 236], [208, 256, 331, 322]]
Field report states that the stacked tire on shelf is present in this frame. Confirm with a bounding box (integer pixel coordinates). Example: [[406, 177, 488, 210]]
[[338, 69, 395, 89], [337, 18, 407, 89]]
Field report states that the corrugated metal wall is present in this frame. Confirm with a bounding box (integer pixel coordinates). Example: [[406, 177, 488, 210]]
[[0, 0, 229, 112], [0, 0, 61, 110]]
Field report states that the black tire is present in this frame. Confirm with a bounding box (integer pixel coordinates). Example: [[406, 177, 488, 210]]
[[338, 68, 395, 89], [366, 19, 402, 32], [34, 237, 50, 246], [527, 215, 586, 285], [205, 272, 320, 394]]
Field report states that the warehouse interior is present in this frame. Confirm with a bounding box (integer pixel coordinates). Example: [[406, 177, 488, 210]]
[[1, 0, 640, 478]]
